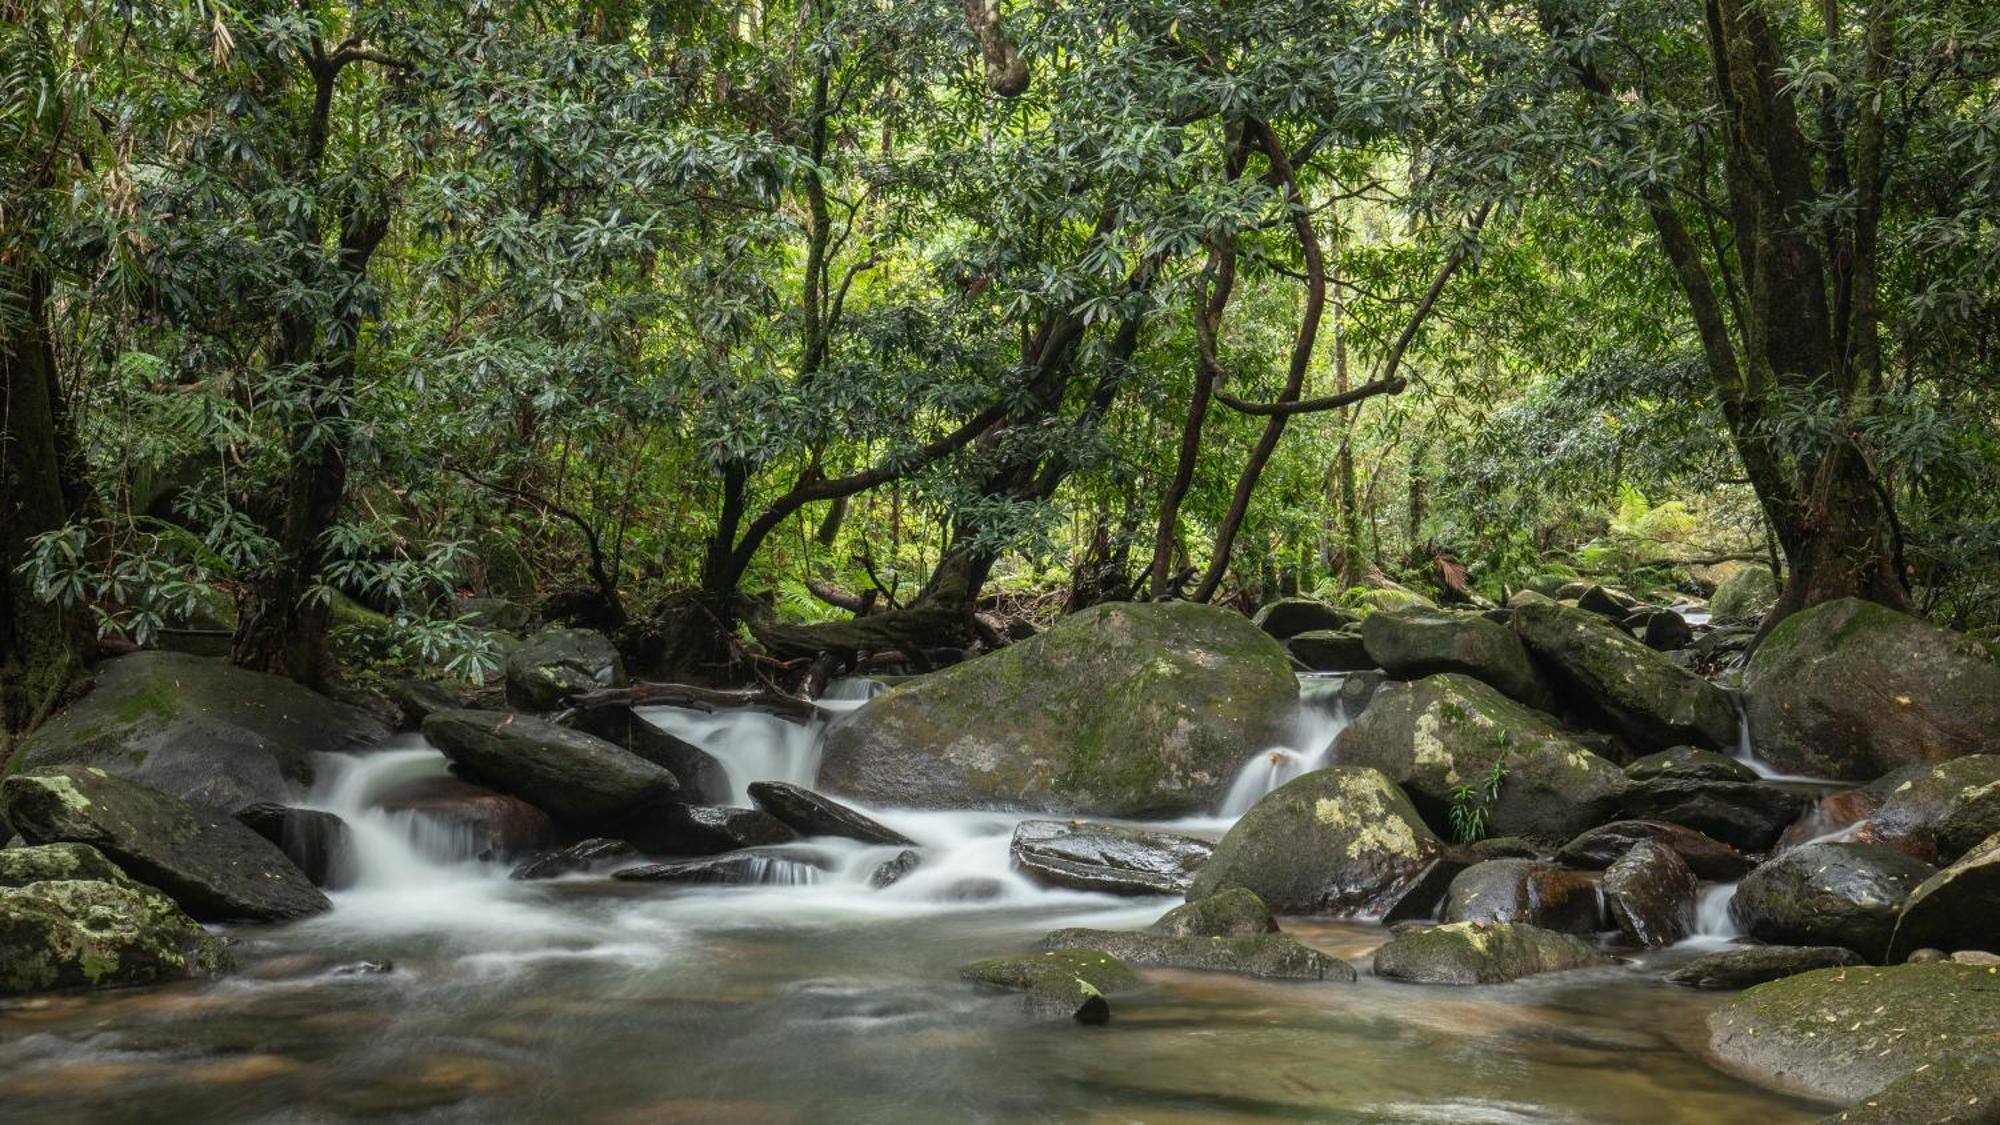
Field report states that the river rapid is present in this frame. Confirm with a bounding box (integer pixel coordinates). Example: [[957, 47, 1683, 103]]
[[0, 678, 1828, 1123]]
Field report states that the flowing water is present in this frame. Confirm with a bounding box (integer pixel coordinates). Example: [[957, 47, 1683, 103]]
[[0, 685, 1829, 1123]]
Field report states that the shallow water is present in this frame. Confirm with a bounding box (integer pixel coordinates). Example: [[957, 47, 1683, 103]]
[[0, 690, 1830, 1124]]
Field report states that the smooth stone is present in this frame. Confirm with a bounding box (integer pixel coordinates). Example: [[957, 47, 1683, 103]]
[[1816, 1058, 2000, 1125], [1151, 887, 1277, 937], [377, 776, 556, 861], [1618, 778, 1807, 853], [1358, 608, 1551, 707], [503, 626, 625, 711], [612, 850, 826, 886], [1511, 601, 1738, 752], [1286, 629, 1375, 673], [1371, 921, 1612, 985], [508, 838, 637, 880], [1442, 859, 1603, 934], [422, 709, 680, 830], [1251, 597, 1358, 639], [232, 803, 352, 888], [1009, 819, 1212, 896], [1867, 756, 2000, 865], [868, 849, 921, 889], [566, 703, 733, 806], [624, 805, 798, 856], [1037, 929, 1356, 981], [1888, 831, 2000, 961], [1379, 856, 1471, 926], [748, 781, 914, 846], [1624, 747, 1757, 784], [1666, 945, 1866, 990], [1732, 842, 1935, 958], [1602, 839, 1697, 947]]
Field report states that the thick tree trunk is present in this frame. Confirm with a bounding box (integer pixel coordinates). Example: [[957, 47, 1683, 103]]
[[1, 268, 87, 750]]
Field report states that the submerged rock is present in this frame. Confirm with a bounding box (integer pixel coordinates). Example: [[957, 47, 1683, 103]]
[[1009, 820, 1212, 896], [376, 775, 556, 861], [232, 803, 352, 888], [566, 703, 733, 806], [509, 838, 637, 880], [1371, 921, 1612, 985], [1888, 832, 2000, 960], [1185, 767, 1441, 915], [11, 651, 386, 809], [1666, 945, 1865, 990], [504, 626, 626, 711], [1037, 929, 1355, 981], [422, 710, 680, 830], [613, 849, 825, 886], [1360, 608, 1550, 707], [1511, 601, 1738, 752], [1624, 747, 1757, 784], [1743, 599, 2000, 780], [0, 766, 329, 922], [0, 846, 233, 995], [625, 805, 798, 856], [1618, 778, 1807, 853], [959, 948, 1138, 1023], [1732, 842, 1935, 959], [868, 849, 922, 889], [748, 782, 914, 846], [1602, 839, 1696, 947], [1867, 755, 2000, 865], [1332, 674, 1626, 841], [1150, 887, 1277, 937], [1708, 963, 2000, 1102], [817, 602, 1297, 817], [1556, 820, 1753, 881], [1251, 597, 1357, 639], [1442, 860, 1603, 934]]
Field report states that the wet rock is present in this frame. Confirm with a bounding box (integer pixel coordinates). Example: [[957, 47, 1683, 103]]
[[387, 678, 464, 729], [1511, 602, 1739, 752], [0, 849, 233, 995], [1037, 928, 1356, 981], [1557, 820, 1754, 881], [1371, 921, 1612, 984], [1708, 565, 1777, 624], [1624, 747, 1757, 784], [1467, 836, 1544, 860], [0, 767, 329, 922], [1185, 767, 1441, 915], [1867, 755, 2000, 865], [11, 651, 386, 809], [1024, 975, 1112, 1023], [508, 838, 636, 880], [1817, 1058, 2000, 1125], [232, 803, 351, 888], [960, 948, 1138, 1023], [1777, 788, 1882, 853], [1251, 597, 1358, 639], [748, 782, 914, 846], [613, 849, 826, 885], [1743, 599, 2000, 780], [1602, 840, 1696, 947], [1286, 628, 1375, 672], [1708, 963, 2000, 1102], [1150, 887, 1277, 937], [1442, 859, 1603, 934], [1009, 820, 1212, 896], [1379, 856, 1471, 925], [868, 849, 921, 889], [1333, 674, 1626, 841], [503, 626, 626, 711], [624, 805, 798, 856], [1666, 945, 1865, 990], [565, 704, 733, 806], [1359, 608, 1551, 708], [1618, 778, 1807, 853], [1732, 842, 1935, 958], [817, 602, 1297, 818], [422, 709, 680, 831], [1888, 832, 2000, 961], [1639, 610, 1694, 652], [1576, 584, 1641, 619], [377, 775, 556, 861]]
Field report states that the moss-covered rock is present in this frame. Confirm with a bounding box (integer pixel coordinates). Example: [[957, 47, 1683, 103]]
[[1732, 842, 1934, 959], [1371, 921, 1612, 984], [1889, 832, 2000, 961], [1816, 1058, 2000, 1124], [1036, 928, 1356, 981], [1709, 566, 1778, 624], [1332, 674, 1626, 841], [1251, 598, 1357, 639], [1868, 755, 2000, 865], [960, 947, 1138, 1023], [9, 651, 387, 809], [0, 867, 232, 995], [816, 602, 1297, 817], [1625, 746, 1757, 784], [1512, 601, 1739, 752], [1360, 608, 1551, 708], [1286, 628, 1375, 672], [1743, 599, 2000, 779], [1184, 766, 1440, 915], [0, 767, 330, 922], [1151, 886, 1277, 937], [503, 627, 626, 711], [1708, 963, 2000, 1102]]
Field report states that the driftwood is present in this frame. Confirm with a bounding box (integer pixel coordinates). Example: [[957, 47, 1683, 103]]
[[566, 681, 825, 722]]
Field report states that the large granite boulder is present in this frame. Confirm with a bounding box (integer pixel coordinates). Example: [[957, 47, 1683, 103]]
[[816, 602, 1297, 817], [959, 948, 1138, 1023], [9, 651, 386, 809], [1743, 599, 2000, 779], [1708, 964, 2000, 1102], [1008, 819, 1212, 896], [1511, 601, 1738, 752], [1286, 629, 1375, 673], [1371, 922, 1612, 985], [1731, 842, 1935, 958], [1332, 674, 1626, 841], [1442, 859, 1603, 934], [1151, 887, 1277, 937], [421, 710, 680, 831], [1888, 832, 2000, 960], [1360, 608, 1550, 707], [504, 627, 626, 711], [1867, 755, 2000, 865], [0, 767, 329, 922], [1185, 767, 1440, 914], [1251, 598, 1357, 639], [0, 844, 232, 995]]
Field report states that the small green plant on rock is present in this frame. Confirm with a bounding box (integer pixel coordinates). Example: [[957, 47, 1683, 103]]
[[1448, 762, 1509, 844]]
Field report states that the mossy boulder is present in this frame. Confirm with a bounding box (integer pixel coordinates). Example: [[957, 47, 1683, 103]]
[[1511, 601, 1739, 752], [9, 651, 387, 809], [959, 948, 1139, 1023], [1036, 928, 1356, 981], [1667, 945, 1865, 990], [1743, 599, 2000, 780], [1251, 597, 1357, 639], [1889, 832, 2000, 961], [1708, 963, 2000, 1102], [0, 766, 330, 922], [1359, 608, 1551, 708], [1332, 674, 1627, 841], [1816, 1058, 2000, 1124], [1868, 755, 2000, 865], [0, 849, 233, 995], [1184, 766, 1441, 915], [817, 602, 1296, 817], [1286, 628, 1375, 672], [1731, 843, 1934, 959], [1371, 921, 1612, 985], [1709, 566, 1778, 623], [503, 627, 626, 711], [1151, 886, 1277, 937], [422, 710, 680, 832]]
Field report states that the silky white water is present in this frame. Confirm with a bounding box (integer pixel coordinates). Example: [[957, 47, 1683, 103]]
[[1216, 676, 1354, 817]]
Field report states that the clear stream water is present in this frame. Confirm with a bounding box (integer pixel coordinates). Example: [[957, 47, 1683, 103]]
[[0, 680, 1828, 1124]]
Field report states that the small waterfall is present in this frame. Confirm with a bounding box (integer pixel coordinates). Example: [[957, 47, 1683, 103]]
[[1216, 680, 1352, 817], [1689, 882, 1741, 943], [303, 738, 497, 890]]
